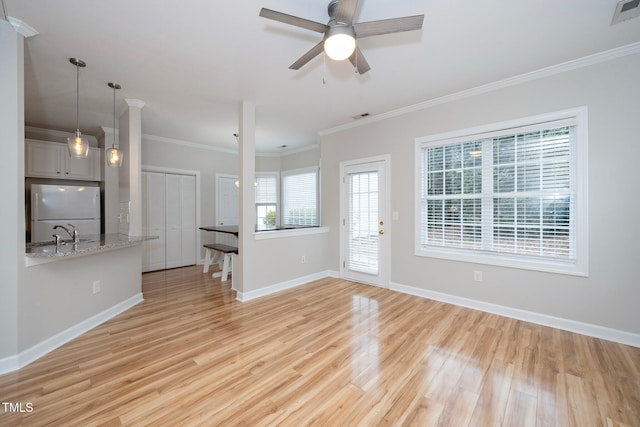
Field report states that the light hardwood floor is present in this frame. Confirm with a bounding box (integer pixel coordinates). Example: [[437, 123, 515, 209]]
[[1, 266, 639, 426]]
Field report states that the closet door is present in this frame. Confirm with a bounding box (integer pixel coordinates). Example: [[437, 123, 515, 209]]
[[165, 174, 182, 269], [180, 175, 197, 266], [142, 172, 166, 272], [165, 173, 197, 269]]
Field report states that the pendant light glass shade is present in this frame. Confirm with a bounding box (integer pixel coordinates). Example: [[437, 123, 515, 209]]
[[67, 58, 90, 159], [106, 82, 123, 167], [68, 130, 90, 158], [106, 145, 123, 167]]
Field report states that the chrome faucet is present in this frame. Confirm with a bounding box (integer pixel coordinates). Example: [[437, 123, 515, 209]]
[[53, 224, 80, 243]]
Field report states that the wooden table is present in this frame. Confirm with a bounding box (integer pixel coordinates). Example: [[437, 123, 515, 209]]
[[199, 225, 239, 236], [199, 225, 238, 282]]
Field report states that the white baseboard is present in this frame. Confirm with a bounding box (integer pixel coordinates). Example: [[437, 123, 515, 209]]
[[390, 282, 640, 348], [0, 293, 143, 375], [235, 270, 335, 302]]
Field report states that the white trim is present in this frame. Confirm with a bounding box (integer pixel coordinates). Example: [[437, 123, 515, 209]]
[[230, 268, 639, 348], [253, 226, 329, 240], [25, 126, 99, 145], [8, 16, 38, 37], [125, 99, 145, 109], [389, 281, 640, 348], [414, 107, 588, 276], [320, 42, 640, 137], [141, 134, 319, 157], [258, 144, 320, 157], [0, 293, 143, 375], [234, 270, 333, 302], [339, 155, 392, 288], [143, 133, 238, 154]]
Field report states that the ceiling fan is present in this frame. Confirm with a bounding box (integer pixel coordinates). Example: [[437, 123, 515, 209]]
[[259, 0, 424, 74]]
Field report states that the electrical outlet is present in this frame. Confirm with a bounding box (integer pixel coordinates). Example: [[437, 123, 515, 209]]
[[300, 255, 306, 264], [473, 271, 483, 282], [92, 280, 101, 294]]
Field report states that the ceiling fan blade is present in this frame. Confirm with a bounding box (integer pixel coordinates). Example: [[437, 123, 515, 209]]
[[335, 0, 359, 25], [354, 15, 424, 38], [349, 47, 371, 74], [289, 41, 325, 70], [259, 8, 329, 33]]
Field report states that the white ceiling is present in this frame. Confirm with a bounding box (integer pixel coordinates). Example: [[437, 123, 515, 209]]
[[6, 0, 640, 153]]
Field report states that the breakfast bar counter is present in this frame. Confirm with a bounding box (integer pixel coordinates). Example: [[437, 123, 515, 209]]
[[25, 233, 157, 266]]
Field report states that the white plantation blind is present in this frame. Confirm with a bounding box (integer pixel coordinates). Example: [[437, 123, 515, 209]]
[[255, 173, 278, 230], [282, 168, 318, 226], [417, 110, 587, 275], [255, 174, 278, 204], [347, 171, 379, 275]]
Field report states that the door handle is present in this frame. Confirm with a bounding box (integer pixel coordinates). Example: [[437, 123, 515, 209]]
[[219, 221, 224, 225], [379, 229, 384, 235]]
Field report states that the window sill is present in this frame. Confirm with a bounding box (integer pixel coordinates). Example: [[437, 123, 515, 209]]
[[254, 226, 329, 240], [415, 246, 588, 277]]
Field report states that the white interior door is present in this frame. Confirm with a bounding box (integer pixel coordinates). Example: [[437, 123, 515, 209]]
[[342, 159, 389, 287], [216, 174, 239, 246], [142, 171, 196, 272], [180, 175, 197, 266], [142, 171, 166, 272]]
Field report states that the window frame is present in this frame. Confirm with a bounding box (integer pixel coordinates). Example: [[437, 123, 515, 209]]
[[414, 107, 589, 276], [281, 166, 320, 227], [255, 172, 279, 230]]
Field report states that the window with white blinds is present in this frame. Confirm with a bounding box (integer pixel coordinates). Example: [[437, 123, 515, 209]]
[[282, 167, 319, 226], [255, 173, 278, 230], [416, 108, 588, 276]]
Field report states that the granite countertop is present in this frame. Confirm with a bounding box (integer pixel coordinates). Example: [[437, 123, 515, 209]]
[[25, 233, 157, 260]]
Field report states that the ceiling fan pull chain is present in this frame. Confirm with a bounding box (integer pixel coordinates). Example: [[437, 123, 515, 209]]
[[355, 41, 358, 73], [323, 52, 327, 85]]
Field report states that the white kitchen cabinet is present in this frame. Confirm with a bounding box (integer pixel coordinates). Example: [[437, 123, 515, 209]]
[[26, 139, 101, 181], [142, 171, 196, 272]]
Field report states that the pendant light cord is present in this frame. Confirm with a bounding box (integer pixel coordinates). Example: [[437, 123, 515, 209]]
[[113, 85, 116, 147], [75, 62, 80, 132], [1, 0, 9, 21]]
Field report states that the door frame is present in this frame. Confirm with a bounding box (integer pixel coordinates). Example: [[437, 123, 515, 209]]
[[215, 173, 239, 246], [339, 154, 391, 288], [142, 165, 201, 264]]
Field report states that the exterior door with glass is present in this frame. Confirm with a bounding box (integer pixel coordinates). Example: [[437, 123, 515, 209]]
[[341, 158, 389, 287]]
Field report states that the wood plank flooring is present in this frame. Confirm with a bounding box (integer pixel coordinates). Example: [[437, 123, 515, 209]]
[[1, 266, 639, 426]]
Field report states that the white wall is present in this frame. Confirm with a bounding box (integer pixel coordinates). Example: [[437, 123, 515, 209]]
[[18, 247, 143, 351], [321, 52, 640, 336]]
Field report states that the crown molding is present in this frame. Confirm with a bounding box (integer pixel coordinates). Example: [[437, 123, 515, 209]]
[[319, 41, 640, 137], [125, 99, 145, 109], [25, 125, 98, 145], [8, 17, 38, 38], [257, 143, 320, 157], [142, 133, 238, 154]]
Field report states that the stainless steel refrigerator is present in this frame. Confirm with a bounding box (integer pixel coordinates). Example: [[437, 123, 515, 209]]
[[30, 183, 101, 243]]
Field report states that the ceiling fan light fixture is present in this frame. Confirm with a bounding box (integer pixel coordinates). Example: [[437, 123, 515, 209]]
[[324, 25, 356, 61]]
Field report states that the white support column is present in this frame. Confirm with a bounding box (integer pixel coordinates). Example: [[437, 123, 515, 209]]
[[0, 19, 25, 364], [236, 101, 257, 294], [119, 99, 145, 236], [99, 126, 120, 234]]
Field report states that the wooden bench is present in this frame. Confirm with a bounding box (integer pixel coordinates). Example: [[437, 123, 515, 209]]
[[203, 243, 238, 282]]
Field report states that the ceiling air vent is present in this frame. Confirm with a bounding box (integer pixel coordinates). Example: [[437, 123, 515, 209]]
[[612, 0, 640, 24]]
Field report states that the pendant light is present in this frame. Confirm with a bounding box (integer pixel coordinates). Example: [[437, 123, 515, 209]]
[[67, 58, 90, 159], [106, 82, 123, 167]]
